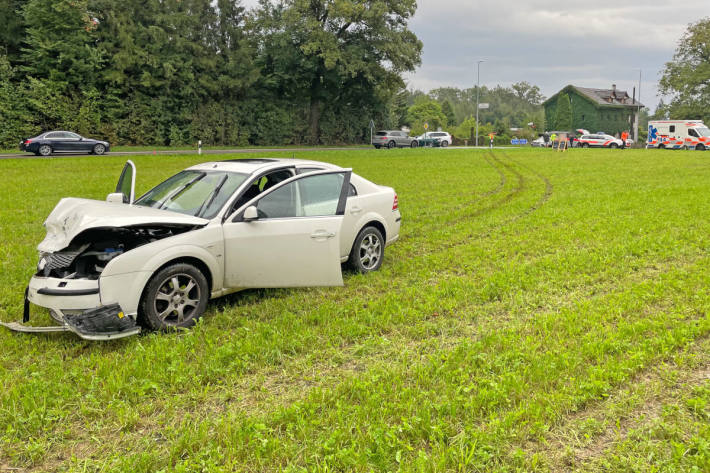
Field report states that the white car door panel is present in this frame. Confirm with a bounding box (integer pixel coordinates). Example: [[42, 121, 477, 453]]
[[222, 170, 351, 289], [223, 216, 343, 288]]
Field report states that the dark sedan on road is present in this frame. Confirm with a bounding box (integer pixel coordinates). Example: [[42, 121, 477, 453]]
[[20, 131, 110, 156]]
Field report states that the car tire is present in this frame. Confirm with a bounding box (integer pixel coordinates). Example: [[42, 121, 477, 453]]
[[387, 141, 396, 149], [348, 226, 385, 273], [441, 140, 449, 147], [582, 143, 589, 148], [374, 145, 381, 149], [410, 140, 418, 148], [659, 144, 665, 150], [38, 144, 52, 156], [139, 263, 209, 331], [697, 144, 705, 151], [93, 144, 106, 155], [609, 143, 618, 149]]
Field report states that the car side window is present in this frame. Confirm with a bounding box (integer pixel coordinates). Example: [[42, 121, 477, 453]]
[[255, 173, 345, 218], [348, 183, 357, 197], [670, 125, 675, 133], [689, 129, 698, 137], [231, 169, 293, 212], [66, 132, 81, 139], [46, 132, 60, 139]]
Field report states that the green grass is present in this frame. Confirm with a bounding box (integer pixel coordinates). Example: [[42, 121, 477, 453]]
[[0, 148, 708, 472]]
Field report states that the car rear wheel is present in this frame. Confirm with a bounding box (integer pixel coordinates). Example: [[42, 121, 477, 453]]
[[348, 226, 384, 273], [441, 140, 449, 147], [609, 143, 618, 149], [410, 140, 418, 148], [582, 143, 589, 148], [140, 263, 209, 331], [387, 141, 396, 149], [697, 144, 705, 151], [93, 144, 106, 155], [38, 144, 52, 156]]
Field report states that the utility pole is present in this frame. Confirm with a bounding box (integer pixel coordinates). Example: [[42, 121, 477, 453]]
[[475, 60, 484, 147], [633, 69, 642, 143]]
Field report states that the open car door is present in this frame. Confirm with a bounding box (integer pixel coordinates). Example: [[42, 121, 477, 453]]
[[115, 160, 136, 204], [222, 169, 351, 288]]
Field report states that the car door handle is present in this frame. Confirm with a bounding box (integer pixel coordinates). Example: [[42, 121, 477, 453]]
[[350, 206, 362, 215], [310, 230, 336, 240]]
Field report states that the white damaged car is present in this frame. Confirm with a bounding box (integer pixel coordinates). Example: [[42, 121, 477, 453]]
[[1, 158, 401, 340]]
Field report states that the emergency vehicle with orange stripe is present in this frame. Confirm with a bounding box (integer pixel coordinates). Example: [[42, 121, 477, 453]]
[[647, 120, 710, 150]]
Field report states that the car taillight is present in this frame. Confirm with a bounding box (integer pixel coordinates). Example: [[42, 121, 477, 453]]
[[24, 139, 31, 145], [392, 193, 399, 211]]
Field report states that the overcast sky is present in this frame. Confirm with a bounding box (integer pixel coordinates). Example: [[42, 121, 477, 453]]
[[242, 1, 704, 110]]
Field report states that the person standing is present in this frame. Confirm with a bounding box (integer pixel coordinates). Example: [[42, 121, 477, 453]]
[[621, 130, 628, 149], [550, 132, 557, 149], [488, 132, 495, 149]]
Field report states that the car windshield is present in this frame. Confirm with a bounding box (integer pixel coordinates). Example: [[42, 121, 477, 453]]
[[695, 127, 710, 137], [135, 170, 248, 218]]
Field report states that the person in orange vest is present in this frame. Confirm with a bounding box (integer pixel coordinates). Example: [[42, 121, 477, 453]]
[[488, 132, 495, 148], [620, 130, 628, 149]]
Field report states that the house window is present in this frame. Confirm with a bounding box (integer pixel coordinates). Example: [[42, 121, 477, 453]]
[[670, 125, 675, 132]]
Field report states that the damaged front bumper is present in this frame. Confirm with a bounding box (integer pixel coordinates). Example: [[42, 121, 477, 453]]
[[0, 278, 141, 340]]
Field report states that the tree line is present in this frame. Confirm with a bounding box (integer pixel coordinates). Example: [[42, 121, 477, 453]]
[[0, 0, 422, 147]]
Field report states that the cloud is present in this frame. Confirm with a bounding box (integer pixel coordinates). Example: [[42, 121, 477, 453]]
[[241, 0, 703, 109]]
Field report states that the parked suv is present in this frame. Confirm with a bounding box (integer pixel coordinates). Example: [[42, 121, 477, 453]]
[[415, 131, 452, 147], [373, 131, 418, 149]]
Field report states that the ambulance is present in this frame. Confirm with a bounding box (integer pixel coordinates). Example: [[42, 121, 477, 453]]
[[647, 120, 710, 150]]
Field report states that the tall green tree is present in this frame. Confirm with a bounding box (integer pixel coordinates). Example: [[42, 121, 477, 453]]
[[0, 0, 27, 63], [258, 0, 422, 143], [441, 100, 456, 126], [555, 93, 572, 130], [659, 17, 710, 122], [407, 100, 446, 136]]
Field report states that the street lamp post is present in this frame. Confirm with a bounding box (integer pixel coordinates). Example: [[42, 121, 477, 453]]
[[475, 60, 485, 147], [633, 69, 642, 143]]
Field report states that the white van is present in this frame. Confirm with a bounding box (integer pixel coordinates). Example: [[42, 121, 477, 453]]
[[647, 120, 710, 150]]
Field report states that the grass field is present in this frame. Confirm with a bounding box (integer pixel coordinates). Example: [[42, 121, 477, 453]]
[[0, 148, 708, 472]]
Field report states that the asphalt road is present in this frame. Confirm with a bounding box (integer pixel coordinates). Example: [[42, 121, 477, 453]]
[[0, 146, 376, 160], [0, 145, 528, 160]]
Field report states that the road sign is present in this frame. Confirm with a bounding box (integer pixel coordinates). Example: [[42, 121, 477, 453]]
[[369, 119, 375, 129], [478, 103, 489, 109], [424, 122, 429, 130]]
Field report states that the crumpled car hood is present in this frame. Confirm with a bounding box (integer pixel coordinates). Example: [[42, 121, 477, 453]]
[[38, 198, 208, 252]]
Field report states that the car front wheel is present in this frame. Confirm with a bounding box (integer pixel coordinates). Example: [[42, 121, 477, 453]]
[[441, 140, 449, 147], [349, 226, 384, 273], [697, 144, 705, 151], [410, 140, 418, 148], [93, 144, 106, 155], [609, 143, 618, 149], [38, 144, 52, 156], [140, 263, 209, 331]]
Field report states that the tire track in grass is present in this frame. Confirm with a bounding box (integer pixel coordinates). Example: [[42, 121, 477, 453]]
[[401, 150, 552, 258], [527, 334, 710, 472]]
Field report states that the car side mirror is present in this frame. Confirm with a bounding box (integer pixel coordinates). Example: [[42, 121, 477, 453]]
[[106, 192, 125, 203], [243, 206, 258, 221]]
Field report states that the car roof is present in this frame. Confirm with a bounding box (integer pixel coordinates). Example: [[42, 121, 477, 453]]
[[186, 158, 342, 174]]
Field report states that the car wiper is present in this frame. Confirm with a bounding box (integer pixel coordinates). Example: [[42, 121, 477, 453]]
[[157, 173, 206, 210], [195, 174, 228, 218]]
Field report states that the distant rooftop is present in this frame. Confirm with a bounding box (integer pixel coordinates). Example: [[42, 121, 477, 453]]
[[545, 85, 644, 108]]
